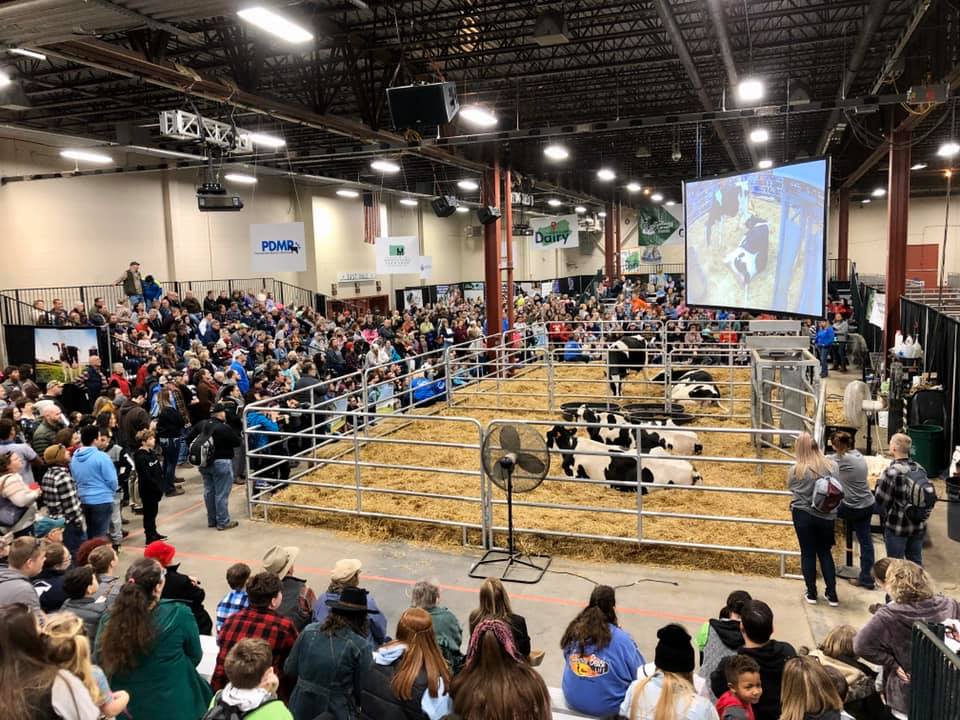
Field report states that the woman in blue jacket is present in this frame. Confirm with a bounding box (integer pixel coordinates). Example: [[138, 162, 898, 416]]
[[561, 585, 644, 717]]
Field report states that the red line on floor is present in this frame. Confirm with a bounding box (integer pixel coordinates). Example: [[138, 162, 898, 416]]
[[124, 500, 206, 541]]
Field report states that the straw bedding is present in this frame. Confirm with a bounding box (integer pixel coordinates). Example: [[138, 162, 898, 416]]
[[265, 364, 810, 576]]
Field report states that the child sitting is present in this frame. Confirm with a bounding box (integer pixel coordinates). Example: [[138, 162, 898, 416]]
[[204, 638, 292, 720], [716, 655, 762, 720], [868, 557, 892, 614], [42, 612, 130, 718], [216, 562, 251, 631]]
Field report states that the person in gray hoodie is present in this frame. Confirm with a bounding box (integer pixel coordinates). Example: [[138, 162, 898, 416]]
[[828, 431, 876, 589], [0, 536, 45, 612], [854, 560, 960, 717]]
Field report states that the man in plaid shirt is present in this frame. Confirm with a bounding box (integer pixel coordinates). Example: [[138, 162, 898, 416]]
[[40, 444, 87, 556], [875, 433, 928, 565], [213, 571, 298, 699]]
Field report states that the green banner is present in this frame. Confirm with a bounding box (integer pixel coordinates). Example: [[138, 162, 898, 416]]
[[637, 206, 680, 247]]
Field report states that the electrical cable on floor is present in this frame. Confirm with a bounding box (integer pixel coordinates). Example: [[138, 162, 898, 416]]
[[545, 568, 679, 589]]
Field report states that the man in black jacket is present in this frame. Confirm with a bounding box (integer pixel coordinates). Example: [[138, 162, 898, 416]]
[[144, 540, 213, 634], [186, 403, 241, 531]]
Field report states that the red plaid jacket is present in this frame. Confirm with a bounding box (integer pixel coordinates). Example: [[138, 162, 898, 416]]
[[212, 606, 298, 692]]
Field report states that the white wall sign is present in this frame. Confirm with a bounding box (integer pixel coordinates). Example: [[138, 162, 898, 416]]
[[530, 214, 579, 251], [419, 256, 433, 280], [250, 222, 307, 272], [869, 292, 886, 329], [337, 271, 376, 283], [375, 235, 420, 274]]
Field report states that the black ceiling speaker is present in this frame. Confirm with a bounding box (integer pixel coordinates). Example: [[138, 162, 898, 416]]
[[387, 82, 459, 130], [477, 206, 502, 225], [431, 195, 458, 218]]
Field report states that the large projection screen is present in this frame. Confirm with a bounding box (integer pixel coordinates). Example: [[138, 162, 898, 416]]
[[683, 158, 829, 318]]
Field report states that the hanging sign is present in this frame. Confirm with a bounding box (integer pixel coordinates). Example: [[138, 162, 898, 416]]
[[530, 214, 579, 251], [250, 222, 307, 272], [375, 236, 420, 274]]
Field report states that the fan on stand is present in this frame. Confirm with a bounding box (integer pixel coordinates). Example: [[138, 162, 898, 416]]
[[844, 380, 885, 456], [469, 424, 552, 584]]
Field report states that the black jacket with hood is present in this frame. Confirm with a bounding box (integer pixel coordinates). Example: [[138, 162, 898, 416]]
[[711, 639, 797, 720]]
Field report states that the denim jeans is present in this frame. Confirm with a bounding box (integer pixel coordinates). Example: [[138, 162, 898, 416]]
[[176, 431, 188, 465], [838, 502, 876, 586], [833, 340, 847, 369], [792, 507, 837, 598], [817, 346, 830, 377], [63, 521, 87, 557], [199, 459, 234, 528], [158, 437, 179, 494], [884, 528, 923, 565], [83, 502, 114, 540], [108, 489, 123, 545], [127, 294, 144, 308]]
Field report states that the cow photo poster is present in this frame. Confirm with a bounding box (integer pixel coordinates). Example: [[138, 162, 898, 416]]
[[34, 327, 99, 383]]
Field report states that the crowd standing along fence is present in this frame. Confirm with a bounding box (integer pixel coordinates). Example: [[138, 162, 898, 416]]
[[244, 321, 824, 577]]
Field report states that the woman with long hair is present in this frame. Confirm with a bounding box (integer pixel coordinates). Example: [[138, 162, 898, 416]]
[[360, 607, 453, 719], [94, 557, 211, 720], [827, 431, 876, 589], [0, 603, 100, 720], [620, 624, 717, 720], [854, 560, 960, 718], [467, 577, 531, 658], [802, 625, 887, 720], [155, 385, 185, 497], [778, 656, 844, 720], [450, 618, 551, 720], [788, 431, 840, 605], [0, 449, 39, 536], [561, 585, 644, 717]]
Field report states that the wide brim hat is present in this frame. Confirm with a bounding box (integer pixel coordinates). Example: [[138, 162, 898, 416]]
[[263, 544, 299, 578], [325, 586, 379, 614], [330, 557, 362, 583]]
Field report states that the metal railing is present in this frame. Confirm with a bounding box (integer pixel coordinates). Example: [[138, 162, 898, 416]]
[[909, 622, 960, 720]]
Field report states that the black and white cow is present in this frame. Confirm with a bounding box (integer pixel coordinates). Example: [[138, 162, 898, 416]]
[[705, 179, 749, 245], [573, 405, 702, 455], [648, 368, 715, 385], [608, 334, 648, 396], [670, 382, 725, 410], [546, 425, 702, 493], [725, 216, 770, 285]]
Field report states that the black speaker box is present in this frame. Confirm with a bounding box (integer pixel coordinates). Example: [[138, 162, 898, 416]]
[[477, 206, 501, 225], [431, 196, 457, 218], [387, 82, 459, 130]]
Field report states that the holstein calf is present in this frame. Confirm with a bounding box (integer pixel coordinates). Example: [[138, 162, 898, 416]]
[[574, 405, 701, 455], [648, 368, 714, 385], [670, 382, 725, 410], [607, 334, 648, 396]]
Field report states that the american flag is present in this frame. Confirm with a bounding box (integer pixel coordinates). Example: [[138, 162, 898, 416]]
[[363, 191, 381, 244]]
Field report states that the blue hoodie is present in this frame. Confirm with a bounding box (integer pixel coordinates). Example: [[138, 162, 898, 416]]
[[70, 446, 118, 505], [562, 624, 644, 717]]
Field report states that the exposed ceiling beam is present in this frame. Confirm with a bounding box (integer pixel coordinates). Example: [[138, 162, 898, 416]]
[[869, 0, 932, 95]]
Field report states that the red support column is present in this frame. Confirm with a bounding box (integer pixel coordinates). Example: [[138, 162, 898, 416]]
[[604, 204, 615, 281], [837, 189, 850, 281], [884, 128, 911, 348], [614, 203, 622, 278], [483, 164, 503, 346], [503, 165, 515, 330]]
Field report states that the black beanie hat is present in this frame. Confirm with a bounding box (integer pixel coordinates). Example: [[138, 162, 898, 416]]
[[654, 623, 695, 673]]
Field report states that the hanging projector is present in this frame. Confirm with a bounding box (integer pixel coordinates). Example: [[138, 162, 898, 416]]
[[197, 182, 243, 212]]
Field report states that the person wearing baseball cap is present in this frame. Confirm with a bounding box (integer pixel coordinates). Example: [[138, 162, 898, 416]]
[[185, 402, 242, 532], [229, 348, 250, 394], [311, 558, 388, 647], [144, 540, 212, 634], [263, 545, 314, 631], [287, 584, 379, 720]]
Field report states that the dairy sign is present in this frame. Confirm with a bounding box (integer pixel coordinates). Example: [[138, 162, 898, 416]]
[[374, 235, 420, 274], [250, 222, 307, 272], [531, 214, 579, 251]]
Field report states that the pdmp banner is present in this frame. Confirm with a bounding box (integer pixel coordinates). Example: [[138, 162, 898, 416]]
[[250, 222, 307, 272], [531, 214, 579, 251], [375, 236, 420, 274]]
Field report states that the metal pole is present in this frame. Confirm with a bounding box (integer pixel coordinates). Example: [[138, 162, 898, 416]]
[[939, 170, 952, 310], [352, 418, 362, 512], [360, 370, 369, 437], [547, 347, 555, 411], [444, 347, 453, 407], [636, 426, 644, 542]]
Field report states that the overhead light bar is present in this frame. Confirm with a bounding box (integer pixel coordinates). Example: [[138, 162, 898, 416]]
[[597, 168, 615, 181], [911, 162, 927, 171], [457, 179, 479, 191], [237, 7, 314, 43], [757, 159, 773, 169], [9, 48, 46, 61], [399, 198, 419, 206], [749, 128, 769, 144], [737, 77, 765, 103], [871, 187, 886, 197], [370, 159, 400, 174], [455, 206, 470, 213], [336, 189, 359, 198], [597, 210, 607, 218], [60, 149, 111, 164], [651, 192, 663, 203], [937, 141, 960, 158], [547, 198, 562, 207], [861, 198, 872, 204], [665, 200, 676, 206], [574, 205, 587, 214], [225, 173, 258, 185], [626, 182, 641, 193], [128, 145, 208, 161], [246, 131, 286, 149], [543, 144, 569, 160], [0, 71, 10, 88], [459, 105, 497, 128]]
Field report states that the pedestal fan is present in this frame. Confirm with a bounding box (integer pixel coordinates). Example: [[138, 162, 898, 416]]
[[469, 424, 552, 584]]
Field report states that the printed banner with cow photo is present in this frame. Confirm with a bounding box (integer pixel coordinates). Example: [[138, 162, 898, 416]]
[[530, 214, 579, 251], [250, 222, 307, 272], [375, 236, 420, 274]]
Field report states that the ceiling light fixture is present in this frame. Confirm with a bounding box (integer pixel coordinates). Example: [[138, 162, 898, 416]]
[[547, 198, 562, 207], [60, 149, 111, 164], [597, 168, 615, 181], [370, 159, 400, 174], [665, 200, 676, 206], [399, 198, 419, 207], [861, 198, 872, 204], [224, 173, 258, 185], [757, 159, 773, 169], [0, 71, 11, 88], [457, 179, 479, 191], [597, 211, 607, 218], [626, 182, 641, 193], [9, 48, 46, 60], [737, 77, 765, 103], [246, 132, 286, 149], [937, 141, 960, 158], [237, 7, 314, 43], [336, 189, 359, 198], [871, 187, 886, 197], [643, 187, 652, 196], [574, 205, 587, 214], [544, 144, 569, 160], [455, 206, 470, 213], [651, 192, 664, 202], [459, 105, 497, 128], [749, 128, 769, 144], [910, 162, 927, 171]]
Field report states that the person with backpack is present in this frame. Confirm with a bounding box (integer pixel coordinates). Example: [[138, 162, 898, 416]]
[[186, 403, 241, 531], [788, 432, 841, 606], [205, 638, 293, 720], [874, 433, 937, 566]]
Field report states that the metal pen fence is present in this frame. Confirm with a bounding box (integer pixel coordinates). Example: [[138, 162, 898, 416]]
[[909, 622, 960, 720]]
